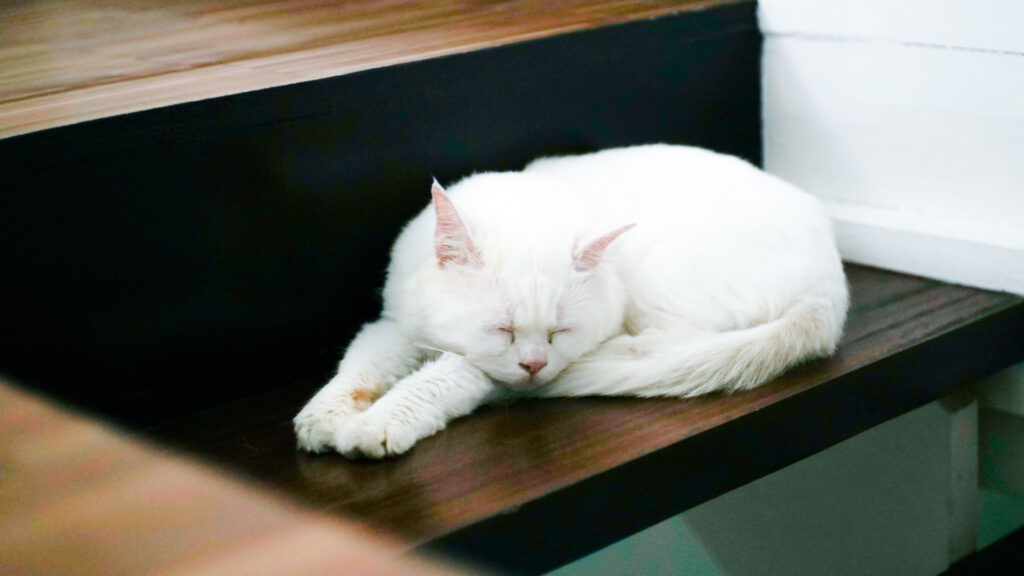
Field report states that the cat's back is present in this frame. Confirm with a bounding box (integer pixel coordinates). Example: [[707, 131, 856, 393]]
[[525, 143, 748, 187], [529, 144, 843, 329], [525, 144, 809, 211], [525, 143, 723, 176], [524, 144, 824, 231]]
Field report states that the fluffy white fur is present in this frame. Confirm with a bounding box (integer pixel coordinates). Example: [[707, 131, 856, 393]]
[[294, 144, 849, 458]]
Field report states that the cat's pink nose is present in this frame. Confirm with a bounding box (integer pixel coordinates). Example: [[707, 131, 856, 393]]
[[519, 359, 547, 375]]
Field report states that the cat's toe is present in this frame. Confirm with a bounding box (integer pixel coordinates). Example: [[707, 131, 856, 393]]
[[378, 421, 417, 456], [293, 404, 351, 453], [334, 418, 381, 459], [334, 416, 416, 459], [332, 415, 368, 458]]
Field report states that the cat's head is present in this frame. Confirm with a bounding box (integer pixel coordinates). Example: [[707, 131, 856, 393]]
[[414, 181, 632, 390]]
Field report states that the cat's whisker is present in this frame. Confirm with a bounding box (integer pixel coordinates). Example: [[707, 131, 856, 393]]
[[413, 342, 448, 355]]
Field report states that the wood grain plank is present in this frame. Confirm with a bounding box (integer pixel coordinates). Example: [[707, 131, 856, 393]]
[[0, 380, 469, 576], [0, 0, 740, 138], [148, 264, 1024, 571]]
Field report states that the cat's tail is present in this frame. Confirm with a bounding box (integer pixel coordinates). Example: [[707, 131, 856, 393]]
[[545, 292, 847, 398]]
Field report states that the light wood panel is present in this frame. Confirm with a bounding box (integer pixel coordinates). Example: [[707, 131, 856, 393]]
[[0, 0, 736, 138], [0, 379, 468, 575]]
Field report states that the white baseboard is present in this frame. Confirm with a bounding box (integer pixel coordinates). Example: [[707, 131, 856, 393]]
[[824, 200, 1024, 296]]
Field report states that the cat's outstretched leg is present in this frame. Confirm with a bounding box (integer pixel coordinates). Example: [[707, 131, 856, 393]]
[[333, 352, 498, 459], [294, 319, 423, 453]]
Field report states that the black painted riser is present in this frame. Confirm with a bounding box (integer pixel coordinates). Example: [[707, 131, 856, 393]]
[[0, 4, 760, 425]]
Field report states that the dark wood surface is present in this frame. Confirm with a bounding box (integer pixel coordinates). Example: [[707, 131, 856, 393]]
[[0, 380, 467, 576], [0, 0, 738, 138], [150, 264, 1024, 573]]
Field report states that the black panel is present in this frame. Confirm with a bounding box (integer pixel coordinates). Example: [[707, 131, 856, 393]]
[[0, 3, 761, 426]]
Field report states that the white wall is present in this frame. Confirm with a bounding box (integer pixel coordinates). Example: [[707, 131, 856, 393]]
[[760, 0, 1024, 566], [758, 0, 1024, 53], [760, 0, 1024, 295]]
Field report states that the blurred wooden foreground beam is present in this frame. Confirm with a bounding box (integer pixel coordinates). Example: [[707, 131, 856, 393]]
[[0, 0, 737, 138], [0, 379, 467, 576]]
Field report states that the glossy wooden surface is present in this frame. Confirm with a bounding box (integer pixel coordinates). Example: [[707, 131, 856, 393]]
[[0, 380, 467, 575], [150, 264, 1024, 568], [0, 0, 737, 138]]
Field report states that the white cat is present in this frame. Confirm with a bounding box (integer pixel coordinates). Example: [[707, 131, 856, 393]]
[[294, 144, 848, 458]]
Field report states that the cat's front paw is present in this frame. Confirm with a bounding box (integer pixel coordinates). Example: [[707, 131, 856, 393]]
[[293, 401, 358, 453], [333, 413, 419, 459]]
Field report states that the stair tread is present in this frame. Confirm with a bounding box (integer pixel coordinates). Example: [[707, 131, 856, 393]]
[[0, 0, 737, 138], [150, 263, 1024, 572]]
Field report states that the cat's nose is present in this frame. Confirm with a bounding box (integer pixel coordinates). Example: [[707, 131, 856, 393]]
[[519, 359, 547, 375]]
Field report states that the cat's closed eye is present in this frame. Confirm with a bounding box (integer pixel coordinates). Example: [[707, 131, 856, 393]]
[[547, 328, 571, 344], [496, 326, 516, 343]]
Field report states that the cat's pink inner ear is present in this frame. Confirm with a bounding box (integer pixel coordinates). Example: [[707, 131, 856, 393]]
[[432, 182, 482, 267], [573, 223, 636, 271]]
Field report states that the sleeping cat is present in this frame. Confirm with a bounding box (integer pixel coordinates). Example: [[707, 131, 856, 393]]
[[294, 144, 848, 458]]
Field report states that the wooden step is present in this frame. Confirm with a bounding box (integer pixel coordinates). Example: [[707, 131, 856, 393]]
[[149, 263, 1024, 573], [0, 0, 738, 139]]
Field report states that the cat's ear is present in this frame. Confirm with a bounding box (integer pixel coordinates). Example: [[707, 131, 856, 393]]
[[573, 223, 636, 271], [432, 180, 483, 268]]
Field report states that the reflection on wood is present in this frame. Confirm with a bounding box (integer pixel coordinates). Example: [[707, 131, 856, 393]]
[[0, 0, 736, 137]]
